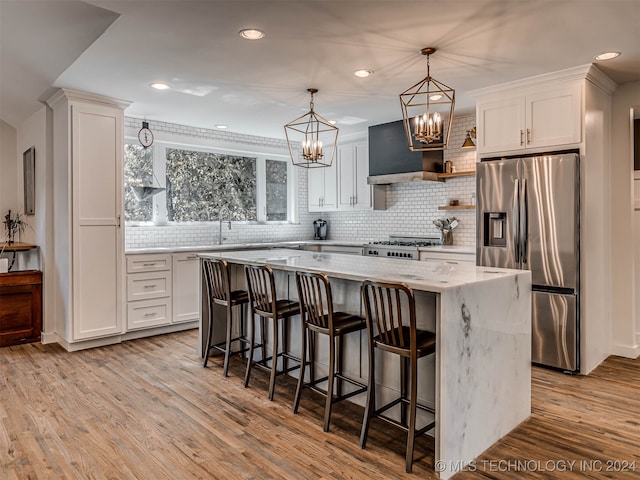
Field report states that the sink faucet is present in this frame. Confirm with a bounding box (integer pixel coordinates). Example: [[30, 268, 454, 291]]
[[218, 206, 231, 244]]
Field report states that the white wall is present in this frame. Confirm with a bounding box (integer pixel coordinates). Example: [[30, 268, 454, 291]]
[[610, 81, 640, 358], [0, 119, 18, 230], [17, 106, 53, 334]]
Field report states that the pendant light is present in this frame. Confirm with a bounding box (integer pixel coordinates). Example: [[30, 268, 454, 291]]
[[284, 88, 338, 168], [399, 48, 455, 151]]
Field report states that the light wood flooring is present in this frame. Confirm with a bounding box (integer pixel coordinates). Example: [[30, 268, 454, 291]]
[[1, 329, 639, 479]]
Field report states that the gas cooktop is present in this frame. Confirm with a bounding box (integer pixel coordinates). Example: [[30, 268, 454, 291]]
[[364, 236, 442, 260]]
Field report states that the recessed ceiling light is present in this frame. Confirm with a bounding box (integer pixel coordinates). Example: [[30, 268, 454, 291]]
[[429, 94, 443, 101], [239, 29, 265, 40], [354, 69, 373, 78], [215, 124, 228, 129], [329, 120, 337, 125], [150, 82, 170, 90], [595, 51, 621, 61]]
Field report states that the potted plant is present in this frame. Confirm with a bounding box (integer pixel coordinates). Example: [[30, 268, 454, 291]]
[[3, 210, 29, 245]]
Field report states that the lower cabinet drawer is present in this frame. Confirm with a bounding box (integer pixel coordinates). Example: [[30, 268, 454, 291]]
[[127, 271, 172, 301], [127, 298, 172, 330]]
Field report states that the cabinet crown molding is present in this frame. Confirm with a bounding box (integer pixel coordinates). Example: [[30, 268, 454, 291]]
[[44, 88, 132, 111], [469, 64, 617, 99]]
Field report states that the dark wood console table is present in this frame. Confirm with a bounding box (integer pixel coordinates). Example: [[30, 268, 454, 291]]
[[0, 270, 42, 346]]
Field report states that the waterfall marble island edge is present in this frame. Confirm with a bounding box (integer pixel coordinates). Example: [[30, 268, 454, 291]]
[[199, 249, 531, 479]]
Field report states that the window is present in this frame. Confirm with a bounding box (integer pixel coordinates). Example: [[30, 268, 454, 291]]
[[265, 159, 287, 221], [165, 148, 257, 222], [124, 141, 294, 224], [124, 144, 153, 222]]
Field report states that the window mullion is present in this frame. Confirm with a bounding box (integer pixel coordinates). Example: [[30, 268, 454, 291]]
[[256, 156, 267, 222]]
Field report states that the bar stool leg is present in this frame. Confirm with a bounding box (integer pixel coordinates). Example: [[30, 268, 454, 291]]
[[400, 356, 408, 426], [406, 356, 418, 473], [260, 317, 267, 363], [203, 300, 215, 368], [359, 340, 376, 449], [336, 335, 343, 399], [222, 305, 233, 377], [292, 321, 307, 414], [244, 311, 256, 388], [323, 333, 336, 432], [239, 303, 246, 360], [268, 317, 279, 401], [308, 329, 316, 384]]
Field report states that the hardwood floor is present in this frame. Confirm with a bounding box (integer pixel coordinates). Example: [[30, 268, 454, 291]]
[[1, 330, 639, 479]]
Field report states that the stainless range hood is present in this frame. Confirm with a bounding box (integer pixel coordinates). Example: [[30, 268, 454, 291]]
[[367, 120, 444, 185]]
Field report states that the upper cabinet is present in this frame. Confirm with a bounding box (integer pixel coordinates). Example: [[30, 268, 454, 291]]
[[309, 138, 385, 212], [308, 161, 337, 211], [476, 82, 582, 154]]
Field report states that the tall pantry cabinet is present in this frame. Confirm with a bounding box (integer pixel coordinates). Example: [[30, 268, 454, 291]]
[[46, 89, 130, 350]]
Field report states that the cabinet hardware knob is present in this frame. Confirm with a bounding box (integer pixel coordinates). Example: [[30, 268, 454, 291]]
[[526, 128, 531, 144], [144, 312, 157, 317], [142, 263, 156, 266], [520, 130, 524, 146], [143, 284, 158, 288]]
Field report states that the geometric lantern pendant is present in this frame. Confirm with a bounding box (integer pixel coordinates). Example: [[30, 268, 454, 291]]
[[400, 47, 455, 152], [285, 88, 338, 168]]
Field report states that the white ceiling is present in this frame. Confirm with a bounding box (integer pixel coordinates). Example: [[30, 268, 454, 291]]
[[2, 0, 639, 139]]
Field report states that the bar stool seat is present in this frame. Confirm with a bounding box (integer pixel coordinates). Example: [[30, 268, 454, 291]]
[[372, 326, 436, 357], [293, 271, 368, 432], [202, 258, 250, 376], [360, 280, 436, 473], [244, 264, 302, 401]]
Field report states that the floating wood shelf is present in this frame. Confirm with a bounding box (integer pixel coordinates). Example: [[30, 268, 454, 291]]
[[436, 170, 476, 180], [438, 205, 476, 211]]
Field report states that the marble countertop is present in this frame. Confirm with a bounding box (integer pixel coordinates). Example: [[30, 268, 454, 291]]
[[126, 240, 476, 255], [200, 248, 525, 293], [125, 240, 366, 255]]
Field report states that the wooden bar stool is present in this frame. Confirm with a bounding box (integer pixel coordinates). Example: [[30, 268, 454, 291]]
[[293, 271, 367, 432], [202, 258, 250, 375], [359, 280, 436, 473], [244, 263, 301, 401]]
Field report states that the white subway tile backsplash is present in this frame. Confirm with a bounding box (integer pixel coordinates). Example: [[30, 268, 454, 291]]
[[125, 113, 477, 249]]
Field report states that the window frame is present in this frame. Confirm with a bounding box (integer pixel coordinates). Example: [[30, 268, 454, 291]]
[[124, 130, 298, 225]]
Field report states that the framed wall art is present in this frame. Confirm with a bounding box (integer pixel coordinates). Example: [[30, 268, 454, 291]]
[[23, 147, 35, 215]]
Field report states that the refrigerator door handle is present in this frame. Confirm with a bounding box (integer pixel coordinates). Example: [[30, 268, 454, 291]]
[[513, 178, 520, 265], [521, 178, 528, 265]]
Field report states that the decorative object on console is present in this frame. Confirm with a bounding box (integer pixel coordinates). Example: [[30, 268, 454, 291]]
[[461, 126, 477, 149], [399, 47, 455, 152], [3, 210, 29, 245], [284, 88, 338, 168]]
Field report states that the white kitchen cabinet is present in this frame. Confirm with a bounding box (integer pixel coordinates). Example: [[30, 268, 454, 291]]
[[46, 89, 130, 347], [126, 254, 172, 330], [308, 161, 337, 211], [337, 140, 385, 210], [172, 252, 200, 324], [476, 82, 582, 155], [419, 250, 476, 264], [319, 245, 364, 255]]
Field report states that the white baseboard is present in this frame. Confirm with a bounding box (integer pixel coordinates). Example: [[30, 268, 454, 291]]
[[610, 342, 640, 359]]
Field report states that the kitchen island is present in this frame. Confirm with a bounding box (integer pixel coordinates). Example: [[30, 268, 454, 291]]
[[199, 248, 531, 479]]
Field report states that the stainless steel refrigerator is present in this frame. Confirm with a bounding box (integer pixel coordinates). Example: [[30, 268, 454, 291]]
[[476, 152, 579, 372]]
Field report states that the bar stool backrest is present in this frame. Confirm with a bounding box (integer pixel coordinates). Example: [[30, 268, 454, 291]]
[[244, 264, 277, 318], [361, 280, 416, 350], [203, 258, 231, 304], [295, 271, 333, 330]]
